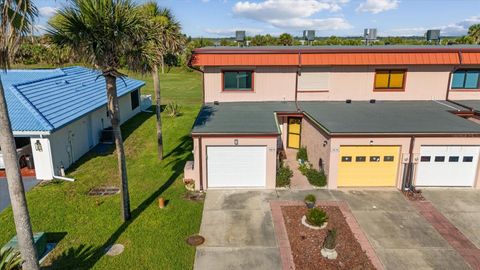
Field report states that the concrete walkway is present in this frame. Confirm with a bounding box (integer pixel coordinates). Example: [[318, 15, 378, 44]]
[[0, 177, 40, 213], [284, 149, 312, 190], [194, 190, 281, 270]]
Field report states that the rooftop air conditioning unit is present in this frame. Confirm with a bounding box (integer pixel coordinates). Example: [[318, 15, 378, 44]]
[[426, 29, 441, 42], [235, 31, 246, 42], [303, 30, 315, 41], [364, 28, 377, 41]]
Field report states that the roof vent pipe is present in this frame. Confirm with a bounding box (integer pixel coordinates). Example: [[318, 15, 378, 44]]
[[370, 99, 376, 104], [213, 101, 220, 105], [346, 99, 352, 104]]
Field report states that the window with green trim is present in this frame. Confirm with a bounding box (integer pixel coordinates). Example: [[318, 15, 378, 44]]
[[451, 70, 480, 89], [223, 71, 253, 91]]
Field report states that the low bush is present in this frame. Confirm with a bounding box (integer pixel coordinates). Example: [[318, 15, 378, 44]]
[[296, 146, 308, 161], [165, 101, 182, 117], [306, 208, 328, 227], [276, 163, 293, 187], [0, 247, 22, 270], [306, 168, 327, 187], [323, 228, 337, 249], [298, 162, 310, 175], [304, 194, 316, 203]]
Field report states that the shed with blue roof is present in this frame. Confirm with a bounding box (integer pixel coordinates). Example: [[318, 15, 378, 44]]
[[0, 66, 146, 180]]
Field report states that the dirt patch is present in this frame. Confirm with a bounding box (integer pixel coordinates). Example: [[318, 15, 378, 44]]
[[281, 205, 375, 270], [403, 189, 425, 201]]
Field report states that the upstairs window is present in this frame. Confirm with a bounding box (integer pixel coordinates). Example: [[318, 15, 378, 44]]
[[451, 70, 480, 89], [374, 70, 406, 90], [223, 71, 253, 91]]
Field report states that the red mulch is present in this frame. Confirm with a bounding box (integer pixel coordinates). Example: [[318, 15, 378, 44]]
[[0, 168, 36, 177], [281, 205, 376, 270]]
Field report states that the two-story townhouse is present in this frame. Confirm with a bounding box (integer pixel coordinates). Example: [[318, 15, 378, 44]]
[[185, 45, 480, 191]]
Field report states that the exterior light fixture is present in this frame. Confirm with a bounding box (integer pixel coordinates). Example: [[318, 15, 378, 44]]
[[369, 140, 374, 145], [35, 140, 43, 152], [323, 140, 328, 147], [234, 139, 239, 145]]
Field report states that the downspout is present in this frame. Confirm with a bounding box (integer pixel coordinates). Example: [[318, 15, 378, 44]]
[[294, 51, 301, 112], [198, 137, 204, 191], [403, 136, 415, 190]]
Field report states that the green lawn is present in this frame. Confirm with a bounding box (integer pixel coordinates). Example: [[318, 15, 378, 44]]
[[0, 67, 204, 269]]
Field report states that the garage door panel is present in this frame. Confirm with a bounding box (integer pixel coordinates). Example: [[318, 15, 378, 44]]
[[338, 146, 400, 187], [416, 146, 479, 187], [207, 146, 267, 188]]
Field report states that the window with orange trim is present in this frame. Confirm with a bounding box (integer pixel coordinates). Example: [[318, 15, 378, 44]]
[[374, 70, 405, 90]]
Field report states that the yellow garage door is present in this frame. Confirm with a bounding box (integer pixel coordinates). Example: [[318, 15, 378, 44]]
[[338, 146, 400, 187]]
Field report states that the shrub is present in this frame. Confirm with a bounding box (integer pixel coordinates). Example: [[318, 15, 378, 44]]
[[306, 208, 328, 227], [304, 194, 316, 203], [296, 146, 308, 161], [298, 162, 310, 175], [165, 101, 182, 117], [323, 228, 337, 249], [276, 163, 293, 187], [306, 168, 327, 187], [0, 247, 22, 270]]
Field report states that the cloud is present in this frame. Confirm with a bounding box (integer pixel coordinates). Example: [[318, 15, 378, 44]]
[[205, 27, 264, 36], [269, 18, 351, 30], [232, 0, 352, 31], [38, 6, 58, 18], [389, 16, 480, 36], [356, 0, 399, 14]]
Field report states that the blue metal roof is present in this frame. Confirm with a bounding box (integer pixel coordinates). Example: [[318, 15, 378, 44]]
[[0, 66, 145, 133]]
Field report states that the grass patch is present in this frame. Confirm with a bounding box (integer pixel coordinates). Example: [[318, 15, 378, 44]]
[[0, 67, 203, 269]]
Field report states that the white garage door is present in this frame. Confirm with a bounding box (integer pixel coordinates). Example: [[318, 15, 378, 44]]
[[416, 146, 479, 187], [207, 146, 267, 188]]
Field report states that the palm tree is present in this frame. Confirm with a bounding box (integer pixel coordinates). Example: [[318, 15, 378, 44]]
[[468, 24, 480, 44], [0, 1, 41, 269], [48, 0, 145, 222], [136, 2, 184, 160]]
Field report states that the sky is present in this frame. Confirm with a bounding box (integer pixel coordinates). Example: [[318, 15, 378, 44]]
[[35, 0, 480, 38]]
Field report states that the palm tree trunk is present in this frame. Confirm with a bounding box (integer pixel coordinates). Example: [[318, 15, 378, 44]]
[[105, 74, 131, 221], [152, 65, 163, 160], [160, 55, 165, 74], [0, 75, 40, 270]]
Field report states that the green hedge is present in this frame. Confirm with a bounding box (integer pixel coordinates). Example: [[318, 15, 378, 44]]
[[296, 146, 308, 161], [306, 168, 327, 187], [276, 163, 293, 187]]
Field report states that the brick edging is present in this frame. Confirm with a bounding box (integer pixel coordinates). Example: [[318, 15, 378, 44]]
[[410, 200, 480, 270], [270, 200, 384, 270]]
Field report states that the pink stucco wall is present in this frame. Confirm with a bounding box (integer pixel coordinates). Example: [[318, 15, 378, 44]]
[[204, 66, 296, 103], [201, 65, 480, 102], [192, 136, 278, 190], [301, 118, 331, 175]]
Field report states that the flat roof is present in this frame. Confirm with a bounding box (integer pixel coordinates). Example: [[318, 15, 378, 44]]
[[192, 102, 297, 134], [300, 101, 480, 134]]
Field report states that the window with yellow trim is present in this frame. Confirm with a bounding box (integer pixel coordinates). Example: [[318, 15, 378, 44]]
[[374, 70, 405, 90]]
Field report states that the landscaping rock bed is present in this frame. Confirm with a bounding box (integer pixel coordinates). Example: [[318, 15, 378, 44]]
[[281, 205, 375, 270]]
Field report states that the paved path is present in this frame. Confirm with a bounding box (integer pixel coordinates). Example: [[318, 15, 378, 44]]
[[284, 149, 312, 190], [0, 177, 39, 213]]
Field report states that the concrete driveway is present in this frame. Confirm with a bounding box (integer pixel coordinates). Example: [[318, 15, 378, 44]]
[[194, 190, 281, 270], [422, 189, 480, 249], [0, 177, 40, 213], [195, 189, 473, 270], [331, 190, 471, 270]]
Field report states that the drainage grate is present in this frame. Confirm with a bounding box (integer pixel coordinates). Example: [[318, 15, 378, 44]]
[[88, 187, 120, 196], [186, 235, 205, 246]]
